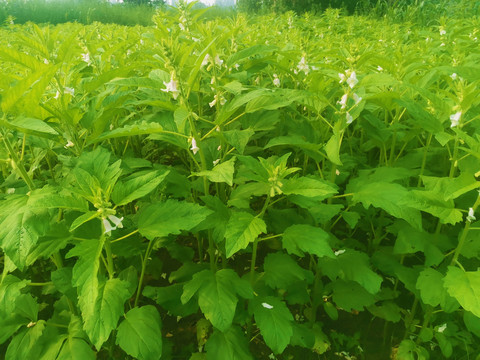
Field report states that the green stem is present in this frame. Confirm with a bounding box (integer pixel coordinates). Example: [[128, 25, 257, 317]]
[[403, 297, 418, 339], [28, 282, 53, 286], [416, 305, 433, 345], [104, 234, 115, 279], [134, 238, 155, 308], [2, 131, 36, 190], [417, 133, 432, 187], [250, 195, 271, 284], [451, 196, 480, 266]]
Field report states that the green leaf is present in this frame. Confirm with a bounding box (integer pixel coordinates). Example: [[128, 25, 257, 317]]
[[112, 169, 170, 206], [57, 337, 95, 360], [464, 311, 480, 338], [435, 332, 453, 358], [0, 275, 29, 315], [251, 296, 293, 354], [192, 157, 236, 186], [223, 129, 254, 155], [290, 323, 315, 349], [116, 306, 163, 360], [69, 212, 99, 232], [143, 284, 198, 317], [181, 269, 253, 331], [331, 280, 376, 312], [444, 266, 480, 317], [282, 177, 337, 200], [84, 278, 131, 350], [416, 268, 458, 311], [324, 132, 342, 166], [263, 252, 307, 290], [5, 320, 46, 360], [282, 224, 335, 259], [66, 238, 105, 337], [205, 326, 253, 360], [224, 211, 266, 258], [1, 117, 59, 138], [27, 222, 72, 266], [396, 340, 429, 360], [138, 199, 212, 240]]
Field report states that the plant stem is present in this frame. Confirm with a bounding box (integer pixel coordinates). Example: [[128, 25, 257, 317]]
[[450, 196, 480, 266], [250, 195, 271, 284], [104, 234, 115, 279], [134, 238, 155, 308], [2, 131, 36, 190]]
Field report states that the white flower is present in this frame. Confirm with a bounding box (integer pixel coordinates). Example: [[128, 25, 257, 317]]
[[64, 140, 74, 149], [437, 323, 447, 333], [467, 207, 476, 222], [103, 218, 116, 234], [233, 63, 240, 70], [338, 93, 348, 109], [179, 23, 185, 31], [54, 91, 60, 99], [353, 93, 362, 104], [209, 95, 226, 108], [273, 74, 280, 87], [377, 65, 383, 71], [201, 54, 210, 67], [6, 188, 15, 194], [43, 58, 49, 64], [335, 169, 340, 176], [450, 111, 462, 128], [262, 302, 273, 309], [347, 71, 358, 88], [190, 138, 199, 155], [214, 55, 223, 66], [217, 145, 221, 150], [213, 159, 220, 166], [450, 73, 457, 80], [297, 56, 310, 75], [335, 249, 346, 256], [440, 28, 446, 36], [209, 97, 217, 108], [81, 52, 90, 64], [108, 215, 124, 228], [346, 112, 353, 124], [338, 73, 346, 83], [162, 78, 179, 100], [65, 87, 75, 96]]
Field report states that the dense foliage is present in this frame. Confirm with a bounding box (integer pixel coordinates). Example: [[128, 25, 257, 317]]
[[1, 2, 480, 359]]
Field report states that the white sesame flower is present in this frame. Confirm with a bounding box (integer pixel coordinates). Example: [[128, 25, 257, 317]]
[[54, 91, 60, 99], [162, 78, 179, 100], [335, 169, 340, 176], [377, 65, 383, 71], [273, 74, 280, 87], [346, 112, 353, 124], [214, 55, 223, 66], [335, 249, 346, 256], [6, 188, 15, 194], [450, 73, 457, 80], [108, 215, 124, 228], [43, 58, 49, 64], [201, 54, 210, 67], [213, 159, 220, 166], [64, 140, 74, 149], [437, 323, 447, 333], [338, 73, 346, 83], [450, 111, 461, 128], [234, 63, 240, 70], [467, 207, 476, 222], [440, 29, 446, 36], [179, 23, 185, 31], [209, 97, 217, 108], [347, 71, 358, 88], [262, 302, 274, 309], [338, 93, 348, 109], [103, 218, 116, 234], [297, 57, 310, 75], [209, 95, 226, 108], [353, 93, 362, 104], [190, 138, 199, 155], [217, 145, 221, 151], [64, 87, 75, 96], [81, 53, 90, 64]]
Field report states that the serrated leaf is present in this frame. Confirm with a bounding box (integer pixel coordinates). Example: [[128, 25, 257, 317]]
[[182, 269, 253, 331], [324, 132, 342, 166], [116, 306, 163, 360], [2, 117, 59, 138], [224, 211, 266, 258], [90, 121, 164, 143], [0, 275, 29, 316], [112, 169, 169, 206], [57, 337, 95, 360], [205, 326, 253, 360], [444, 266, 480, 317], [223, 129, 254, 154], [416, 268, 458, 311], [331, 280, 375, 312], [251, 296, 293, 354], [27, 222, 72, 266], [84, 278, 131, 350], [282, 177, 337, 200], [282, 224, 335, 258], [5, 320, 46, 360], [263, 252, 307, 290], [192, 157, 236, 186], [138, 199, 212, 240]]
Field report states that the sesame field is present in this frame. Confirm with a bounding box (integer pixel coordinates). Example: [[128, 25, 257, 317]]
[[1, 2, 480, 359]]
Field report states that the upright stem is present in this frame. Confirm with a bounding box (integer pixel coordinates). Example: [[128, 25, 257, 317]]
[[250, 195, 271, 284], [451, 196, 480, 266], [134, 238, 155, 308], [104, 234, 115, 279], [2, 131, 36, 191]]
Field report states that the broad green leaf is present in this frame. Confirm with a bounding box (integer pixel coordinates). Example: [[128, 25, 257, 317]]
[[319, 250, 382, 294], [282, 177, 337, 200], [396, 340, 429, 360], [116, 306, 163, 360], [224, 211, 266, 258], [227, 44, 276, 66], [91, 120, 165, 143], [444, 266, 480, 317], [5, 320, 46, 360], [143, 284, 198, 317], [181, 269, 253, 331], [69, 212, 98, 232], [331, 280, 375, 312], [395, 98, 443, 133], [1, 117, 59, 138], [435, 332, 453, 358], [223, 129, 254, 154], [205, 326, 253, 360], [348, 181, 422, 230], [192, 157, 236, 186], [416, 268, 458, 312], [84, 278, 131, 350], [367, 301, 401, 322], [27, 222, 72, 266], [409, 190, 463, 225], [112, 169, 170, 206], [251, 296, 293, 354], [324, 132, 342, 166], [282, 224, 335, 258], [0, 275, 29, 315], [138, 199, 212, 240], [464, 311, 480, 338], [263, 252, 307, 290], [57, 337, 95, 360], [66, 238, 105, 335], [174, 106, 189, 133], [420, 174, 480, 201], [290, 323, 315, 349]]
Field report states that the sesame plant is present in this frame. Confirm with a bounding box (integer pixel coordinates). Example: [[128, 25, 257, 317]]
[[0, 3, 480, 359]]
